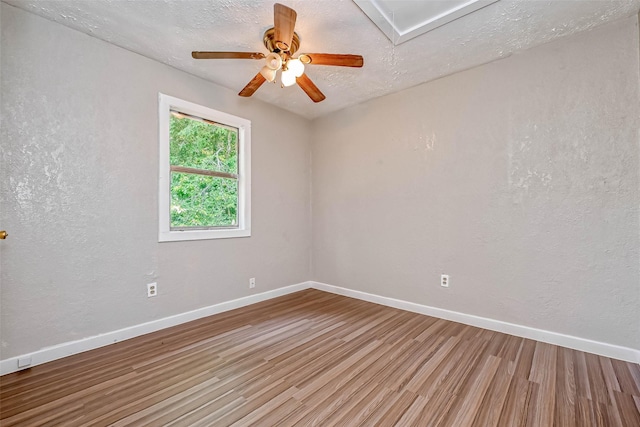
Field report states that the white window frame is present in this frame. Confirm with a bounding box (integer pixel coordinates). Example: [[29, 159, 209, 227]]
[[158, 93, 251, 242]]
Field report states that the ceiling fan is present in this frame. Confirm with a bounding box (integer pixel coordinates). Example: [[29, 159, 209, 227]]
[[192, 3, 364, 103]]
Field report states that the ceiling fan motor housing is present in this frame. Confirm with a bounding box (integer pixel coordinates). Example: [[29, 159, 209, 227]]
[[263, 28, 300, 55]]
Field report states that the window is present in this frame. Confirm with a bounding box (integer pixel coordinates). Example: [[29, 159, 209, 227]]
[[158, 94, 251, 241]]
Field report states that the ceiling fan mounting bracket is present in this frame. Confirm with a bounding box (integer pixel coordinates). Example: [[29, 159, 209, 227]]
[[263, 27, 300, 55]]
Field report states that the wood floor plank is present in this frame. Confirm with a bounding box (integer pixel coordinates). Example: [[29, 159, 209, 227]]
[[614, 390, 640, 426], [554, 346, 577, 427], [586, 352, 612, 405], [1, 288, 638, 426], [411, 337, 488, 425], [297, 373, 382, 427], [612, 358, 640, 396], [180, 395, 246, 427], [353, 387, 396, 426], [228, 384, 298, 426], [472, 359, 514, 427], [163, 390, 243, 426], [574, 350, 593, 400], [326, 379, 393, 426], [497, 375, 537, 425], [393, 393, 429, 426], [293, 339, 383, 402], [449, 354, 502, 426], [371, 389, 418, 426], [513, 338, 537, 380], [86, 369, 221, 425], [416, 336, 486, 400], [528, 341, 557, 426], [248, 396, 303, 426], [294, 348, 389, 424], [404, 336, 460, 393], [498, 335, 525, 374], [414, 317, 450, 341], [629, 363, 640, 391], [281, 337, 375, 389], [109, 375, 223, 426], [357, 339, 427, 392], [385, 334, 446, 392]]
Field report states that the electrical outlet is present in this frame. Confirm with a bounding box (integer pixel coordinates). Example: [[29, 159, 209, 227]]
[[441, 274, 449, 288], [249, 278, 256, 289], [147, 282, 158, 297]]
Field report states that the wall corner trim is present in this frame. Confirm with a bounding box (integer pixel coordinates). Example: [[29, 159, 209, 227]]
[[310, 281, 640, 364], [0, 282, 312, 376]]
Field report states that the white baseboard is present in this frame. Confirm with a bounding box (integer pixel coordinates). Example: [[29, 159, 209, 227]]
[[3, 280, 638, 375], [311, 281, 640, 364], [0, 281, 312, 376]]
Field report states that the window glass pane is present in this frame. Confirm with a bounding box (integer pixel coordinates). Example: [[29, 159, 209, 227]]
[[169, 113, 238, 174], [170, 173, 238, 228]]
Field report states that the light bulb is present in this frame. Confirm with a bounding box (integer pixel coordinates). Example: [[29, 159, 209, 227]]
[[287, 58, 305, 77], [260, 65, 277, 83], [265, 52, 282, 71], [281, 68, 297, 87]]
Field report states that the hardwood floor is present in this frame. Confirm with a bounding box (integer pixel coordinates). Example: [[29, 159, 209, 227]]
[[1, 289, 639, 426]]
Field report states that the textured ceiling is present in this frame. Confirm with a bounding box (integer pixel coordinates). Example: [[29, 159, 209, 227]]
[[5, 0, 640, 119]]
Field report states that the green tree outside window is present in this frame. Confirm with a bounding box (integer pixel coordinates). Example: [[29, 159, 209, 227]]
[[169, 114, 239, 228]]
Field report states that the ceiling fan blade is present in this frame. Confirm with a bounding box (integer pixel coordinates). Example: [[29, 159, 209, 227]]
[[299, 53, 364, 67], [192, 52, 266, 60], [274, 3, 297, 51], [297, 74, 326, 103], [238, 73, 267, 97]]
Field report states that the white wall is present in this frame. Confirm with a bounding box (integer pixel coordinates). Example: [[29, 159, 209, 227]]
[[0, 4, 311, 359], [311, 16, 640, 350]]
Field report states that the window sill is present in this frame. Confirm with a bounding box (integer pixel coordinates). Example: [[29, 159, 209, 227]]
[[159, 228, 251, 242]]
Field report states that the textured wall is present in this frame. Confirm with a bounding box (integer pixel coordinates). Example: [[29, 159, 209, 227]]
[[0, 5, 311, 359], [312, 16, 640, 349]]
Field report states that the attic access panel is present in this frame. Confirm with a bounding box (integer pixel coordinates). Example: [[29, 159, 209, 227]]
[[354, 0, 499, 45]]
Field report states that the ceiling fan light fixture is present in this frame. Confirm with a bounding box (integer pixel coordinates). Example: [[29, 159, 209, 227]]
[[260, 65, 277, 83], [281, 68, 297, 87], [265, 52, 283, 70], [275, 41, 289, 51], [287, 58, 305, 77], [298, 54, 311, 64]]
